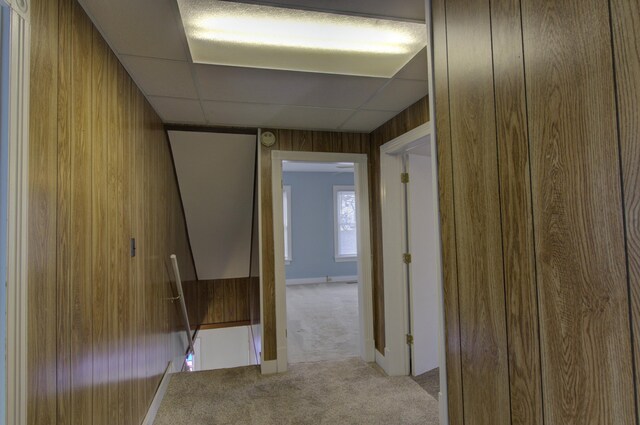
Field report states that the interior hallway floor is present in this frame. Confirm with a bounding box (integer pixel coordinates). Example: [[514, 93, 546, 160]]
[[153, 358, 440, 425], [286, 282, 359, 363]]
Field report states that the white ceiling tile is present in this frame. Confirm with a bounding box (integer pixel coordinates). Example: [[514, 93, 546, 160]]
[[78, 0, 188, 60], [229, 0, 425, 21], [363, 79, 429, 111], [395, 48, 429, 80], [195, 65, 387, 109], [202, 101, 279, 127], [148, 97, 205, 124], [267, 105, 354, 130], [203, 100, 353, 130], [340, 110, 400, 132], [120, 56, 198, 99]]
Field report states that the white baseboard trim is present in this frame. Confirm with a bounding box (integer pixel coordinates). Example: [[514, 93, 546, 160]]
[[286, 275, 358, 286], [142, 358, 182, 425], [375, 349, 387, 373], [261, 359, 278, 374]]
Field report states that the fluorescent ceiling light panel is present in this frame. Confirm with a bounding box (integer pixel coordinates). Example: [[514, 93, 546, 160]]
[[177, 0, 427, 77]]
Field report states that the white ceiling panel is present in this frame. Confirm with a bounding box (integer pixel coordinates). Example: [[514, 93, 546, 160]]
[[79, 0, 430, 130], [339, 110, 400, 132], [169, 131, 257, 280], [228, 0, 425, 22], [396, 48, 429, 80], [267, 105, 355, 130], [364, 79, 429, 112], [148, 97, 205, 124], [195, 65, 387, 109], [78, 0, 188, 60], [202, 101, 279, 127], [120, 56, 198, 99]]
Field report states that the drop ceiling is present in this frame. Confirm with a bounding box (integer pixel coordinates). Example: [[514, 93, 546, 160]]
[[78, 0, 429, 132]]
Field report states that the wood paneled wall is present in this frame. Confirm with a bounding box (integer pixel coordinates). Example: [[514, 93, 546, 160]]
[[433, 0, 640, 423], [259, 130, 369, 360], [369, 96, 430, 352], [183, 279, 251, 328], [28, 0, 196, 424]]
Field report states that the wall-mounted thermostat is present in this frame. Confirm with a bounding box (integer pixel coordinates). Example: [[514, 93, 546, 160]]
[[261, 131, 276, 147]]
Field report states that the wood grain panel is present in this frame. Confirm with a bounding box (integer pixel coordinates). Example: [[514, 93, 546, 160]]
[[489, 0, 543, 423], [69, 3, 94, 422], [369, 97, 430, 353], [105, 48, 120, 425], [27, 0, 59, 422], [610, 0, 640, 417], [29, 0, 197, 423], [183, 279, 253, 328], [90, 27, 109, 425], [259, 129, 370, 360], [445, 0, 511, 422], [56, 0, 72, 422], [521, 0, 636, 423], [431, 0, 464, 422]]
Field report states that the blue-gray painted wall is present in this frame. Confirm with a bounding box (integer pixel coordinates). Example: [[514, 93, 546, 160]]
[[283, 172, 357, 280]]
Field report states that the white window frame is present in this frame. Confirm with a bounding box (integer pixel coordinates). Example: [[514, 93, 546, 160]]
[[283, 185, 292, 264], [333, 185, 357, 262]]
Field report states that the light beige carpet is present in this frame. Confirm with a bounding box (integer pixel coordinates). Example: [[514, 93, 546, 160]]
[[154, 358, 440, 425], [286, 282, 359, 363]]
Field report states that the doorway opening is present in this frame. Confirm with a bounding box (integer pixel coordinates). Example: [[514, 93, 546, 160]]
[[271, 151, 374, 372], [281, 161, 359, 364], [380, 122, 448, 423]]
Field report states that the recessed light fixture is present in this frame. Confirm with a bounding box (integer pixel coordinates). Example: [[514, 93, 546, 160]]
[[176, 0, 427, 78]]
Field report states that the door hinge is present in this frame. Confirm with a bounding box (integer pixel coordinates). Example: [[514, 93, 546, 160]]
[[403, 253, 412, 264], [406, 334, 414, 345], [401, 172, 409, 184]]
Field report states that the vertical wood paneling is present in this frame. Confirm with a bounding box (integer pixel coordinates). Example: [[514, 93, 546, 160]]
[[259, 129, 371, 360], [446, 0, 511, 422], [29, 0, 197, 423], [521, 0, 636, 423], [28, 0, 59, 422], [610, 0, 640, 417], [56, 0, 72, 422], [489, 0, 543, 423], [183, 279, 253, 327], [90, 26, 108, 425], [431, 0, 464, 422], [260, 131, 279, 360], [69, 3, 94, 422], [105, 48, 120, 425]]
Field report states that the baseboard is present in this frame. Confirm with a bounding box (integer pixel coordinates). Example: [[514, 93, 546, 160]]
[[286, 275, 358, 286], [142, 358, 183, 425], [375, 349, 387, 373], [261, 359, 278, 374]]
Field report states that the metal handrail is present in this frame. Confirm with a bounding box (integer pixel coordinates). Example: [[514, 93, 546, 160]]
[[170, 254, 195, 356]]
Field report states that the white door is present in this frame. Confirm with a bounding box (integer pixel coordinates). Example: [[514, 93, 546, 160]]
[[406, 152, 440, 376]]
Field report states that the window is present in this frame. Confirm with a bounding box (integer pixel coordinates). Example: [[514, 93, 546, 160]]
[[334, 185, 357, 261], [283, 185, 292, 263]]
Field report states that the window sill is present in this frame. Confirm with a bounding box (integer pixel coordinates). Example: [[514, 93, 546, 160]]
[[335, 256, 358, 263]]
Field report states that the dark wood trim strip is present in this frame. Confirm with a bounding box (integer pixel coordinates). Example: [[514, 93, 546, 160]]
[[164, 123, 258, 135]]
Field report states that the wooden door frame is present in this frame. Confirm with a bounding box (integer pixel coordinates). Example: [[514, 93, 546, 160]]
[[269, 151, 375, 373]]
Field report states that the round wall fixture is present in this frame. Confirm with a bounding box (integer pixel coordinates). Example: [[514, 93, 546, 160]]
[[261, 131, 277, 147]]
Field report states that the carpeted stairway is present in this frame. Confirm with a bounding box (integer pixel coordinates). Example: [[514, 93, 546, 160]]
[[154, 358, 440, 425]]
